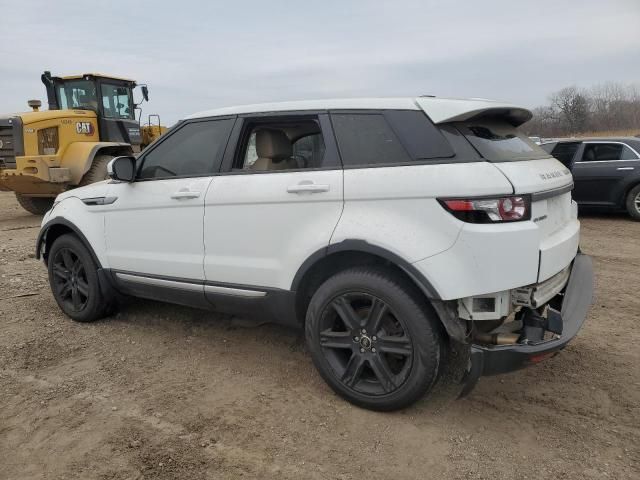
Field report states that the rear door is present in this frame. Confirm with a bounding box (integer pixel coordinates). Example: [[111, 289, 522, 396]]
[[202, 113, 343, 292], [571, 141, 639, 205]]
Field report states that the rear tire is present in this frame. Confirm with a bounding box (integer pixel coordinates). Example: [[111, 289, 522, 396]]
[[625, 184, 640, 221], [78, 154, 115, 186], [47, 233, 113, 322], [305, 266, 442, 411], [15, 193, 54, 215]]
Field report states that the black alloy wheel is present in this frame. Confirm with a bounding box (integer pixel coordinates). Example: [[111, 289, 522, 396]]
[[306, 266, 442, 411], [47, 233, 114, 322], [51, 247, 90, 313], [318, 292, 413, 396]]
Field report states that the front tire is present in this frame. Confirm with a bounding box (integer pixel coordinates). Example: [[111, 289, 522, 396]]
[[305, 266, 442, 411], [47, 233, 112, 322], [625, 184, 640, 221], [15, 193, 54, 215]]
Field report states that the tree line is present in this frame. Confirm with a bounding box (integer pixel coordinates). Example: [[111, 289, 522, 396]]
[[522, 82, 640, 138]]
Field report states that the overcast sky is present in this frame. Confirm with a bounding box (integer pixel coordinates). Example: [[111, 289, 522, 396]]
[[2, 0, 639, 125]]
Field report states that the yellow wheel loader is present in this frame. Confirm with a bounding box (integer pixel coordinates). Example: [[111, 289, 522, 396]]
[[0, 71, 166, 214]]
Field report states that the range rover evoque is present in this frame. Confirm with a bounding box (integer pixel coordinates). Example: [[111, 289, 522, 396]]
[[36, 97, 594, 411]]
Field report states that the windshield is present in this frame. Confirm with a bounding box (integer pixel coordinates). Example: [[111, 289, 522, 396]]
[[101, 83, 134, 119], [56, 80, 98, 111], [456, 119, 550, 162]]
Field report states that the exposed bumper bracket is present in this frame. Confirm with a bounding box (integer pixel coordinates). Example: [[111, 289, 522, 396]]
[[465, 253, 593, 383]]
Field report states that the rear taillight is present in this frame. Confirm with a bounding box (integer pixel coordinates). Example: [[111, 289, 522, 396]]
[[439, 195, 531, 223]]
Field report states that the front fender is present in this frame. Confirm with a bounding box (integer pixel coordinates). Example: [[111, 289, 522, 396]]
[[36, 196, 108, 267]]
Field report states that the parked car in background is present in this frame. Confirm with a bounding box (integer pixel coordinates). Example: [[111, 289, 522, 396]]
[[528, 136, 542, 145], [36, 97, 593, 411], [541, 138, 640, 220]]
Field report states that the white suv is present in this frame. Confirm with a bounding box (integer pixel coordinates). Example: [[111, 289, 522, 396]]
[[37, 97, 593, 411]]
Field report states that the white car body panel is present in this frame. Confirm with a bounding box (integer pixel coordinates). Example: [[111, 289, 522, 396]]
[[42, 182, 111, 267], [491, 157, 572, 194], [104, 177, 213, 279], [203, 170, 343, 290], [331, 163, 514, 264]]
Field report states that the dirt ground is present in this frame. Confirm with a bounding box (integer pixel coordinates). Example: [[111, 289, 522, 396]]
[[0, 191, 638, 480]]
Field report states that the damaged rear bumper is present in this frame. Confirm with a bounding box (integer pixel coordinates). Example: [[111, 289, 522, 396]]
[[467, 253, 593, 381]]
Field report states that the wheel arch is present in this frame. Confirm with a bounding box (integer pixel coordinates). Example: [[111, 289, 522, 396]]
[[36, 217, 102, 269], [622, 178, 640, 205], [292, 240, 442, 325]]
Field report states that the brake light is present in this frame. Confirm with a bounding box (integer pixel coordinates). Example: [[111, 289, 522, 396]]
[[439, 195, 530, 223]]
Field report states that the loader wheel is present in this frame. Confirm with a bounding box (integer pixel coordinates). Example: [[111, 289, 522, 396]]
[[15, 193, 54, 215], [78, 154, 115, 187]]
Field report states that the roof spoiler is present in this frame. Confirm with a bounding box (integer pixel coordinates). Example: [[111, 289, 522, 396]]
[[415, 97, 533, 127]]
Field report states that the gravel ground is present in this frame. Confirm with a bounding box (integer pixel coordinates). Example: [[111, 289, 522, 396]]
[[0, 190, 638, 479]]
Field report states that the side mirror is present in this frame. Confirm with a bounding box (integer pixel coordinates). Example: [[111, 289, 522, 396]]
[[141, 85, 149, 102], [107, 156, 136, 182]]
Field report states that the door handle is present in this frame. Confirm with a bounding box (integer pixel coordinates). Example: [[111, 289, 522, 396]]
[[170, 189, 200, 199], [287, 182, 330, 194], [616, 167, 634, 171]]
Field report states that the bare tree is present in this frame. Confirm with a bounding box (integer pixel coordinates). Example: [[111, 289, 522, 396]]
[[549, 86, 590, 134], [523, 82, 640, 137]]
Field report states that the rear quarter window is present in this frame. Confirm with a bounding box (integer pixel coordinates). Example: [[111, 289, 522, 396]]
[[330, 111, 454, 167], [456, 119, 550, 162]]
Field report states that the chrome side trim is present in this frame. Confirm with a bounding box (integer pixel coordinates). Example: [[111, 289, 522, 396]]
[[115, 272, 267, 297], [82, 196, 118, 206], [204, 284, 266, 297], [115, 272, 203, 291], [531, 182, 574, 202]]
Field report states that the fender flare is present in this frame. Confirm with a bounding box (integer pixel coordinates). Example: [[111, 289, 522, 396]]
[[291, 239, 442, 300], [35, 217, 103, 269]]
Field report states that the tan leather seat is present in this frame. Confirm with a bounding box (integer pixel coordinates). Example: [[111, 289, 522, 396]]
[[251, 129, 297, 171]]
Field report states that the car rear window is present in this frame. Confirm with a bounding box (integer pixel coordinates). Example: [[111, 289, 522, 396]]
[[455, 119, 550, 162]]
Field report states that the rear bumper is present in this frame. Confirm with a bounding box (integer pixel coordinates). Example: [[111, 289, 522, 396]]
[[469, 252, 593, 377]]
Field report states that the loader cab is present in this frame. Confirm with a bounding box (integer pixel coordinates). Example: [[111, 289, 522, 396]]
[[41, 71, 143, 148]]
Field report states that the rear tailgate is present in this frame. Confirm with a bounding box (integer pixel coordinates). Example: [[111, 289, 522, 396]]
[[452, 118, 579, 282], [492, 159, 578, 281]]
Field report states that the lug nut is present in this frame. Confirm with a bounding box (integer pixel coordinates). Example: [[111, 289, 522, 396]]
[[361, 328, 367, 334], [354, 336, 360, 342], [360, 348, 365, 353], [372, 347, 376, 353], [372, 336, 377, 341]]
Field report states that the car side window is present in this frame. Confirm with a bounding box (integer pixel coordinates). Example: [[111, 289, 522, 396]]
[[235, 117, 326, 171], [331, 113, 411, 166], [138, 119, 234, 180], [580, 143, 636, 162]]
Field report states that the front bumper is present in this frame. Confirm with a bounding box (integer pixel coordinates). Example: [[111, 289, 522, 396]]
[[469, 253, 593, 378]]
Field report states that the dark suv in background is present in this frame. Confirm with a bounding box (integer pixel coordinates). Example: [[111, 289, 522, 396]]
[[542, 138, 640, 220]]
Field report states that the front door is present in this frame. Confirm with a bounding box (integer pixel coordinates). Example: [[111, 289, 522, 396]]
[[202, 114, 344, 293], [104, 117, 235, 280]]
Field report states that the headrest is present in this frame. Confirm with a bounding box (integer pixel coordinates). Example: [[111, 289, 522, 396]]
[[255, 129, 292, 160]]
